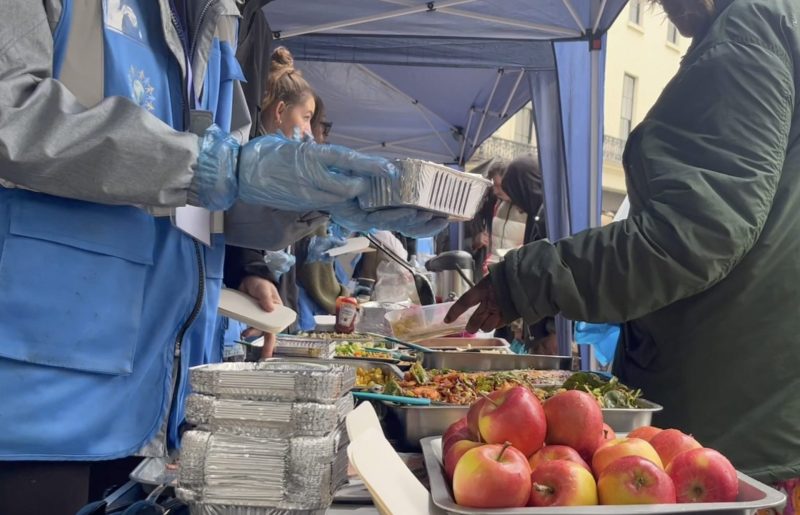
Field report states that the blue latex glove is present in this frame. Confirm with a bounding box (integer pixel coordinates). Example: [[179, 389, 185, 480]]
[[306, 234, 347, 263], [574, 321, 621, 367], [262, 250, 296, 280], [328, 200, 449, 238], [238, 134, 397, 211], [192, 125, 240, 211]]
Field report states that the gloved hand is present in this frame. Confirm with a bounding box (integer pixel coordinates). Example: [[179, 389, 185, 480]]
[[262, 250, 296, 280], [306, 234, 347, 263], [328, 200, 449, 238], [237, 134, 397, 211], [191, 125, 240, 211], [574, 321, 620, 367]]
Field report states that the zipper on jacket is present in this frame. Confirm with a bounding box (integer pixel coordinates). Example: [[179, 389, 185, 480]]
[[189, 0, 215, 64], [175, 240, 206, 358]]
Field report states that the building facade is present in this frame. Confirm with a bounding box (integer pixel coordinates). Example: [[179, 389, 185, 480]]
[[471, 0, 690, 220]]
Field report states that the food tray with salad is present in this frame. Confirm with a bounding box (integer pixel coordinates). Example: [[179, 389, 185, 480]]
[[381, 369, 662, 448]]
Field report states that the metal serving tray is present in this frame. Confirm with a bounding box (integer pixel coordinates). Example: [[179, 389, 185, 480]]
[[421, 437, 786, 515], [384, 398, 664, 450], [419, 337, 511, 352], [421, 351, 572, 372], [603, 398, 663, 433], [359, 158, 491, 221]]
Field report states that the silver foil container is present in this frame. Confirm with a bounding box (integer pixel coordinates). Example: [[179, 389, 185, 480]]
[[182, 503, 326, 515], [185, 393, 354, 438], [177, 427, 349, 510], [273, 335, 337, 359], [189, 362, 355, 403], [359, 158, 491, 221]]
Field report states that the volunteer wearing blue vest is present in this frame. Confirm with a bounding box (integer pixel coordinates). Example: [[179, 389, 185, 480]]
[[0, 1, 446, 512]]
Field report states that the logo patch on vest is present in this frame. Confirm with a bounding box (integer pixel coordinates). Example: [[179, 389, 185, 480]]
[[129, 65, 155, 111]]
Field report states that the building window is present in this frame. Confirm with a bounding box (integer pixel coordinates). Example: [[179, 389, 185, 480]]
[[667, 22, 679, 44], [514, 105, 534, 145], [620, 74, 637, 139], [629, 0, 642, 25]]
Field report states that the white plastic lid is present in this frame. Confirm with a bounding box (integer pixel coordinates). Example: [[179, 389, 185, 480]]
[[217, 288, 297, 334]]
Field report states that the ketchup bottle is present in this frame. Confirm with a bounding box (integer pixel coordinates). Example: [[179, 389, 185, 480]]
[[335, 296, 359, 334]]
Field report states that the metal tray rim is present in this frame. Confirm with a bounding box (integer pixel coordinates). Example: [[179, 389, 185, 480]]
[[421, 437, 786, 515], [382, 397, 663, 411]]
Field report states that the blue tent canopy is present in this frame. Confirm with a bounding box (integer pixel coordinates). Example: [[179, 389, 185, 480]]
[[263, 0, 628, 359]]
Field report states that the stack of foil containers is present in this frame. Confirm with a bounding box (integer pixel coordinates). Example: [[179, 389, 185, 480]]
[[177, 361, 355, 515]]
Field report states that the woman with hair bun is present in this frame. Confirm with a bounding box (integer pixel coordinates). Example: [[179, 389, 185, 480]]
[[259, 46, 317, 138]]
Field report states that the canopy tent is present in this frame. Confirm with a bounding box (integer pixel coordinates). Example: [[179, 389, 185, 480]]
[[258, 0, 628, 360]]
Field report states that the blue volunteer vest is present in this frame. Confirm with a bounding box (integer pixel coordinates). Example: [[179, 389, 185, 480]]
[[0, 0, 243, 459]]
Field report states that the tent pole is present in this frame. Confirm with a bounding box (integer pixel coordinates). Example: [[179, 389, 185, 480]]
[[580, 37, 603, 372], [560, 0, 587, 33], [500, 69, 526, 118], [589, 47, 600, 228], [276, 0, 477, 39], [436, 8, 582, 37], [458, 108, 475, 166], [354, 64, 456, 158], [375, 0, 582, 37], [471, 70, 504, 150], [593, 0, 609, 32]]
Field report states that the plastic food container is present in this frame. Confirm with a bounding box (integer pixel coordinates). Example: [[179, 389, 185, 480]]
[[385, 301, 477, 342]]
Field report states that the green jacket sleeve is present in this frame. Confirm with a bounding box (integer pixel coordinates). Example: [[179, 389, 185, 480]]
[[297, 226, 347, 315], [493, 39, 795, 324]]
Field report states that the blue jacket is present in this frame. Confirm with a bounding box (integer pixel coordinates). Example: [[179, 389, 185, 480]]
[[0, 0, 246, 460]]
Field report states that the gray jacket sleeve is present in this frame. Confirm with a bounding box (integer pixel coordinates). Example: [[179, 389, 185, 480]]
[[224, 201, 329, 250], [0, 1, 199, 208]]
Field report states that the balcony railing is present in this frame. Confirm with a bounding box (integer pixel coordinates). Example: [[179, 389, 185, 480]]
[[604, 135, 626, 164], [472, 136, 536, 162], [472, 134, 627, 166]]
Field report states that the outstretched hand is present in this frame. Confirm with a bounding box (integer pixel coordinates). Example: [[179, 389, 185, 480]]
[[444, 276, 506, 333]]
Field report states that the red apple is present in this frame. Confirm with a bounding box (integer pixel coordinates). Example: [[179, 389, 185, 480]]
[[543, 390, 604, 461], [528, 445, 591, 474], [466, 396, 488, 440], [628, 425, 663, 442], [442, 418, 471, 455], [666, 448, 739, 503], [592, 437, 663, 477], [444, 440, 482, 481], [602, 423, 617, 441], [529, 459, 599, 507], [649, 429, 702, 468], [597, 455, 677, 505], [453, 443, 532, 508], [478, 386, 546, 457]]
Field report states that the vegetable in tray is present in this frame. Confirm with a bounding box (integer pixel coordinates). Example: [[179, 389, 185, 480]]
[[384, 365, 642, 408]]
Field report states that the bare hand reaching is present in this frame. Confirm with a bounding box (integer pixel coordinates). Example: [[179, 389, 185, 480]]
[[444, 276, 506, 333]]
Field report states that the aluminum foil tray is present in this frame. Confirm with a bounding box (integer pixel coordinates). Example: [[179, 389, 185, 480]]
[[421, 436, 786, 515], [185, 393, 354, 438], [420, 351, 573, 372], [274, 335, 337, 359], [189, 362, 355, 403], [183, 504, 325, 515], [359, 158, 491, 221], [178, 428, 349, 510]]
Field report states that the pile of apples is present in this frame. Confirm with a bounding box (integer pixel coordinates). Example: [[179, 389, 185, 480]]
[[443, 386, 739, 509]]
